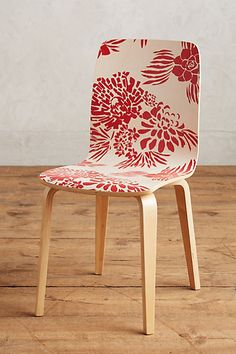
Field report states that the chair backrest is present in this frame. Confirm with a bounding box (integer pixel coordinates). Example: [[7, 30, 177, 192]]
[[88, 39, 200, 171]]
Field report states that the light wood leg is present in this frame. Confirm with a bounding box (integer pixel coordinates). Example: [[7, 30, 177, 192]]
[[174, 179, 200, 290], [35, 187, 57, 316], [137, 193, 157, 335], [95, 194, 109, 275]]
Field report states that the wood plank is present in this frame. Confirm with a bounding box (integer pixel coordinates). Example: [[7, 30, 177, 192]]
[[0, 237, 235, 287], [0, 287, 235, 353]]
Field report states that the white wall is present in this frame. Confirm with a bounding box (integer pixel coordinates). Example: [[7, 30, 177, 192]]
[[0, 0, 235, 165]]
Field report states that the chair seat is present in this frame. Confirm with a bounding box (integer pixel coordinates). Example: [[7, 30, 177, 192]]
[[40, 158, 196, 194]]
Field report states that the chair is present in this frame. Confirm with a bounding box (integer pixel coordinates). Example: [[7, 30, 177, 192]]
[[35, 39, 201, 334]]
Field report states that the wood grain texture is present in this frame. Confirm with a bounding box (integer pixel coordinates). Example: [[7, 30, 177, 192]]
[[137, 193, 158, 334], [174, 180, 200, 290], [35, 187, 58, 316], [0, 166, 236, 352], [95, 194, 109, 275]]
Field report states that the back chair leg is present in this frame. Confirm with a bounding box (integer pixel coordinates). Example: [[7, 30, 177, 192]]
[[137, 193, 157, 335], [174, 179, 200, 290], [35, 187, 57, 316], [95, 194, 109, 275]]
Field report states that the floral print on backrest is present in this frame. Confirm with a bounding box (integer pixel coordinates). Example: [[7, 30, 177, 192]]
[[88, 39, 200, 172]]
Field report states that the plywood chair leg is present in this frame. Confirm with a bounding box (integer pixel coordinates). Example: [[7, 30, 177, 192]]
[[95, 194, 109, 275], [137, 193, 157, 335], [35, 187, 57, 316], [174, 179, 200, 290]]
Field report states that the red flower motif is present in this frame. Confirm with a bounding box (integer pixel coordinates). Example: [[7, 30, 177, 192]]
[[141, 49, 175, 85], [186, 82, 199, 104], [91, 72, 146, 130], [97, 39, 126, 58], [141, 42, 200, 103], [83, 175, 148, 193], [172, 44, 199, 85], [114, 125, 139, 157], [117, 147, 168, 169], [40, 168, 104, 189], [139, 104, 198, 153], [40, 167, 148, 193], [143, 159, 196, 181], [89, 127, 113, 161]]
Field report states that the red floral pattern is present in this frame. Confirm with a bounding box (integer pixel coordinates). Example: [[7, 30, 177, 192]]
[[172, 43, 199, 85], [40, 168, 102, 189], [91, 72, 146, 130], [90, 71, 172, 167], [186, 82, 199, 104], [83, 175, 148, 193], [142, 50, 175, 85], [40, 167, 148, 193], [113, 125, 139, 157], [139, 104, 198, 153], [117, 149, 168, 169], [90, 69, 198, 168], [98, 39, 126, 58], [141, 42, 200, 103], [40, 40, 199, 194], [143, 159, 196, 181], [89, 127, 113, 160]]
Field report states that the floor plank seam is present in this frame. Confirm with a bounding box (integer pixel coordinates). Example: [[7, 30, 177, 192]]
[[0, 285, 235, 288]]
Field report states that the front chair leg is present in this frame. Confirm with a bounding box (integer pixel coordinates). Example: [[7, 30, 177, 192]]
[[137, 193, 157, 335], [95, 194, 109, 275], [174, 179, 200, 290], [35, 187, 58, 316]]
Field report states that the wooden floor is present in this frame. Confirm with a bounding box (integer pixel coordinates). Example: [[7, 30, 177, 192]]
[[0, 166, 236, 353]]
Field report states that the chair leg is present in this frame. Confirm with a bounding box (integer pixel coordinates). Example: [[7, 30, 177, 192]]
[[174, 179, 200, 290], [137, 193, 157, 335], [95, 194, 109, 275], [35, 187, 57, 316]]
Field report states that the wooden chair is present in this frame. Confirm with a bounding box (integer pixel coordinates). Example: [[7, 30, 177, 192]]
[[35, 39, 200, 334]]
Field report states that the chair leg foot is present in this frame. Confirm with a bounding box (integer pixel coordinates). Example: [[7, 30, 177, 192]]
[[137, 193, 157, 335], [174, 179, 200, 290], [95, 194, 109, 275], [35, 187, 57, 316]]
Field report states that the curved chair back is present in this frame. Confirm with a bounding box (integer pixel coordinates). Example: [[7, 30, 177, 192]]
[[88, 39, 200, 172]]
